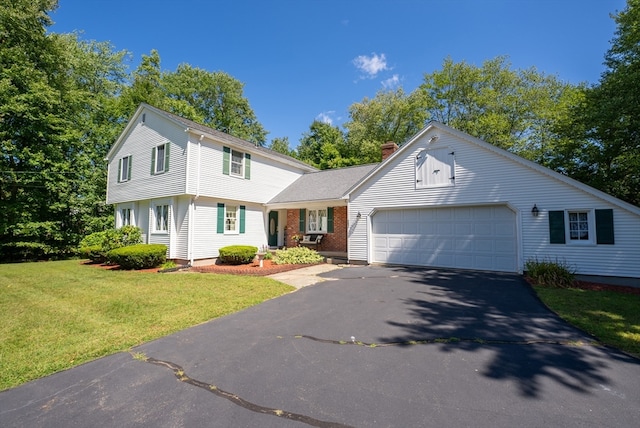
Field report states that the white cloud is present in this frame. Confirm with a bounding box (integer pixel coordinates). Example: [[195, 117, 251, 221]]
[[316, 111, 335, 125], [381, 74, 400, 89], [353, 53, 389, 78]]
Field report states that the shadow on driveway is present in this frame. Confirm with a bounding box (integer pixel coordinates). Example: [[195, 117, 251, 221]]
[[323, 265, 637, 398]]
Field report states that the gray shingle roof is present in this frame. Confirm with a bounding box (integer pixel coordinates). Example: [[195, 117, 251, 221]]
[[268, 163, 378, 204], [143, 103, 317, 172]]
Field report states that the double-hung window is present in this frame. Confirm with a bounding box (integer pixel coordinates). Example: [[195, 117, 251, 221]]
[[568, 211, 590, 242], [222, 146, 251, 179], [151, 142, 170, 175], [154, 204, 169, 233], [121, 208, 131, 226], [231, 150, 243, 177], [549, 209, 614, 245], [217, 203, 246, 234], [225, 205, 239, 233], [118, 155, 132, 182]]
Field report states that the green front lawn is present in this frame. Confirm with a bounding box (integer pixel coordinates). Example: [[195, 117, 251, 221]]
[[534, 286, 640, 357], [0, 260, 294, 391]]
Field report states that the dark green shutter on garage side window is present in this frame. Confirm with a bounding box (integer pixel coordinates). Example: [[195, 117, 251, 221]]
[[244, 154, 251, 180], [595, 209, 615, 244], [548, 210, 566, 244], [217, 203, 224, 234], [239, 205, 246, 234], [127, 156, 132, 180], [223, 147, 230, 175], [327, 207, 334, 233], [299, 209, 306, 232], [117, 158, 122, 182]]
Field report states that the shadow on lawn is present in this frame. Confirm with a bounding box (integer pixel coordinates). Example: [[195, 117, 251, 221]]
[[377, 267, 637, 398]]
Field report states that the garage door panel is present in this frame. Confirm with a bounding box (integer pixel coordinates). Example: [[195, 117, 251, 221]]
[[372, 206, 517, 273]]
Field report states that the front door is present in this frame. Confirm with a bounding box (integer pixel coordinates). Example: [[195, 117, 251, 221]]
[[268, 211, 278, 247]]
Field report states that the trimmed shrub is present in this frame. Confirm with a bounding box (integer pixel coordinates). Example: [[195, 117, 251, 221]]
[[106, 244, 167, 270], [218, 245, 258, 265], [78, 226, 143, 262], [525, 257, 576, 288], [274, 246, 324, 265]]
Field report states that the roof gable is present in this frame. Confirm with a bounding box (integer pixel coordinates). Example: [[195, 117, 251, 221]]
[[350, 121, 640, 216], [107, 103, 316, 172]]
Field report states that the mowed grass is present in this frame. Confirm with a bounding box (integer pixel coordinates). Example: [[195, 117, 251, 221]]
[[0, 260, 294, 391], [534, 286, 640, 357]]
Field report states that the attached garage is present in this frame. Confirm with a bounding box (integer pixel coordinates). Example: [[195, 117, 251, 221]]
[[371, 205, 518, 272]]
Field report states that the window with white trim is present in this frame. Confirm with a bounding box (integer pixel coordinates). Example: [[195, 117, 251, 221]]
[[568, 211, 590, 241], [307, 208, 328, 233], [415, 147, 455, 188], [118, 155, 132, 182], [225, 205, 239, 233], [121, 208, 131, 226], [154, 204, 169, 233], [230, 150, 244, 177]]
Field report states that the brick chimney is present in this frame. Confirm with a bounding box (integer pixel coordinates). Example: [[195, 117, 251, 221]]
[[381, 141, 399, 161]]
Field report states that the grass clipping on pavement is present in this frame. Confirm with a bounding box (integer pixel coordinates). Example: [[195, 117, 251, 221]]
[[0, 260, 293, 391]]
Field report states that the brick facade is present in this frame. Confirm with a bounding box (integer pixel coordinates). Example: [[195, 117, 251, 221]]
[[284, 206, 347, 252]]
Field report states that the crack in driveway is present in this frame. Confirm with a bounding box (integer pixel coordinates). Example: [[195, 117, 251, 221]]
[[295, 334, 601, 348], [138, 355, 353, 428]]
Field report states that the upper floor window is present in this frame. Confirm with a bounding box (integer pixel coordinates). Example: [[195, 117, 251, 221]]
[[151, 142, 170, 175], [223, 146, 251, 179], [118, 155, 132, 182], [416, 147, 455, 188]]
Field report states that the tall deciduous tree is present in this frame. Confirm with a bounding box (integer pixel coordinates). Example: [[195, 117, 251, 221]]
[[297, 121, 355, 169], [563, 0, 640, 206], [344, 88, 429, 163], [269, 137, 294, 157], [0, 0, 128, 260], [420, 56, 582, 163]]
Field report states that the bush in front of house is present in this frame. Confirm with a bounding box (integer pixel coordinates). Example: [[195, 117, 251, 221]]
[[218, 245, 258, 265], [274, 246, 324, 265], [106, 244, 167, 270], [79, 226, 142, 262], [524, 256, 576, 288]]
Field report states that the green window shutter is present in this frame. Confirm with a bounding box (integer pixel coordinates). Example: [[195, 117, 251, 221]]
[[595, 209, 615, 244], [244, 153, 251, 180], [548, 210, 566, 244], [223, 146, 230, 175], [239, 205, 246, 234], [217, 203, 224, 234], [164, 143, 170, 172], [127, 156, 132, 180], [117, 158, 122, 183], [299, 209, 306, 232], [327, 207, 334, 233], [151, 147, 156, 175]]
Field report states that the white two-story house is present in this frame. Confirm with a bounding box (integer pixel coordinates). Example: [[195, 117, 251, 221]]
[[106, 103, 317, 264]]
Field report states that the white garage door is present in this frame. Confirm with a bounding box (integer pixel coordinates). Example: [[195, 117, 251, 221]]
[[372, 206, 517, 272]]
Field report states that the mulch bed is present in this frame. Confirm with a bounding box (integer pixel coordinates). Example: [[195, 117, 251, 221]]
[[190, 259, 319, 276], [527, 277, 640, 296]]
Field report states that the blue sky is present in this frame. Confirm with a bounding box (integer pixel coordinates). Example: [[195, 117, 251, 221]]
[[50, 0, 626, 148]]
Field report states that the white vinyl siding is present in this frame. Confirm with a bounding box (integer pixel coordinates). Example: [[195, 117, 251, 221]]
[[107, 109, 187, 205], [186, 138, 306, 204], [349, 128, 640, 278]]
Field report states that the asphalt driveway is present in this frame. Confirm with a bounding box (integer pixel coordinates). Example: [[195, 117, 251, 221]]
[[1, 266, 639, 427]]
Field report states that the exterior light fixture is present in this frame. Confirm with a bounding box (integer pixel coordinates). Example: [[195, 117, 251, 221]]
[[356, 211, 362, 219], [531, 204, 539, 217]]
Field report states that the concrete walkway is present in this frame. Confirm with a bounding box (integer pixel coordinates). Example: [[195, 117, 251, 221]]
[[267, 263, 343, 289]]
